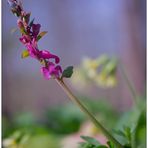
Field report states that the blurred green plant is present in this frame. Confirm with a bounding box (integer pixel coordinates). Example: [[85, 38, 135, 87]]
[[45, 98, 119, 135], [2, 113, 61, 148], [3, 96, 145, 148], [3, 130, 60, 148], [78, 96, 146, 148], [71, 55, 118, 88], [45, 103, 85, 134], [2, 112, 50, 138], [114, 98, 146, 148], [79, 136, 115, 148], [2, 98, 120, 147]]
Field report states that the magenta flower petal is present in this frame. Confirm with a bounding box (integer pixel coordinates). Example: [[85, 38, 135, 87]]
[[41, 62, 62, 79], [51, 54, 60, 64], [41, 67, 52, 79], [32, 24, 41, 37], [17, 19, 24, 29], [48, 64, 62, 78], [26, 43, 39, 58], [19, 35, 31, 45], [39, 50, 60, 63], [39, 50, 50, 59], [55, 65, 62, 73]]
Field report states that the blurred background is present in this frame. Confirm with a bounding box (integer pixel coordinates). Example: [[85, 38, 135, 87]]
[[2, 0, 146, 147]]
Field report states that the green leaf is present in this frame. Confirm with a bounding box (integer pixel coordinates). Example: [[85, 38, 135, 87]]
[[80, 136, 100, 146], [107, 141, 114, 148], [124, 126, 131, 141], [20, 28, 27, 35], [62, 66, 73, 78], [21, 50, 29, 58], [123, 144, 131, 148], [113, 129, 126, 137], [37, 31, 48, 41], [79, 142, 94, 148], [97, 146, 108, 148], [29, 18, 35, 27]]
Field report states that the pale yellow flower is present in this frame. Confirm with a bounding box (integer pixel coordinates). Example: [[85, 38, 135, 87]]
[[71, 55, 118, 89]]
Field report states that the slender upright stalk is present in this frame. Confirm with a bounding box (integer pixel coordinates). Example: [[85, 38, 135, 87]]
[[120, 63, 138, 105], [55, 78, 123, 148]]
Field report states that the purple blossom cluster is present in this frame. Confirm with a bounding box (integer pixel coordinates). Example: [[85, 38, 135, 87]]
[[7, 0, 62, 79]]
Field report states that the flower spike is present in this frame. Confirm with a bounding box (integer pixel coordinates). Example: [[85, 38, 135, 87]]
[[7, 0, 62, 79]]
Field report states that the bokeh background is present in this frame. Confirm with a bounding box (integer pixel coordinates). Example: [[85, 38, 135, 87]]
[[2, 0, 146, 117], [2, 0, 146, 147], [2, 0, 146, 131]]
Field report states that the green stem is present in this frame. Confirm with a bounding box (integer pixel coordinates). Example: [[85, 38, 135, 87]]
[[55, 78, 124, 148], [120, 63, 138, 105]]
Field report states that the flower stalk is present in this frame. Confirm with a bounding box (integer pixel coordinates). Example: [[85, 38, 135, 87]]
[[55, 78, 124, 148], [120, 63, 139, 106]]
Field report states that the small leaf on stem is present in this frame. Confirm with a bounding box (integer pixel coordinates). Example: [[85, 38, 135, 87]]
[[61, 66, 73, 78], [80, 136, 100, 146], [37, 31, 48, 41], [21, 50, 29, 58], [29, 18, 35, 27]]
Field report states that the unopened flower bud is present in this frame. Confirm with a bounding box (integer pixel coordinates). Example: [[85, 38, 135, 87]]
[[17, 19, 24, 29], [22, 12, 31, 24], [7, 0, 23, 17]]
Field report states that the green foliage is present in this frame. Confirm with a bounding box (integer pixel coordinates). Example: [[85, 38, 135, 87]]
[[37, 31, 48, 41], [45, 98, 119, 134], [2, 112, 50, 139], [23, 134, 59, 148], [113, 126, 133, 148], [79, 136, 114, 148], [2, 112, 60, 148], [81, 136, 101, 146], [81, 97, 119, 129], [3, 99, 116, 138], [78, 97, 146, 148], [2, 97, 146, 148], [107, 141, 114, 148], [14, 112, 35, 125], [114, 100, 146, 148], [62, 66, 73, 78], [20, 28, 27, 35], [134, 108, 146, 148], [21, 50, 29, 58], [3, 130, 60, 148], [29, 18, 35, 27], [46, 103, 85, 134], [2, 116, 15, 138]]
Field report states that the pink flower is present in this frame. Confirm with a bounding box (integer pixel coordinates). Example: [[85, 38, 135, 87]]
[[17, 19, 24, 29], [32, 24, 41, 38], [19, 35, 31, 45], [41, 62, 62, 79], [21, 11, 31, 24], [26, 42, 60, 64], [39, 50, 60, 63], [8, 0, 63, 80], [26, 43, 39, 58]]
